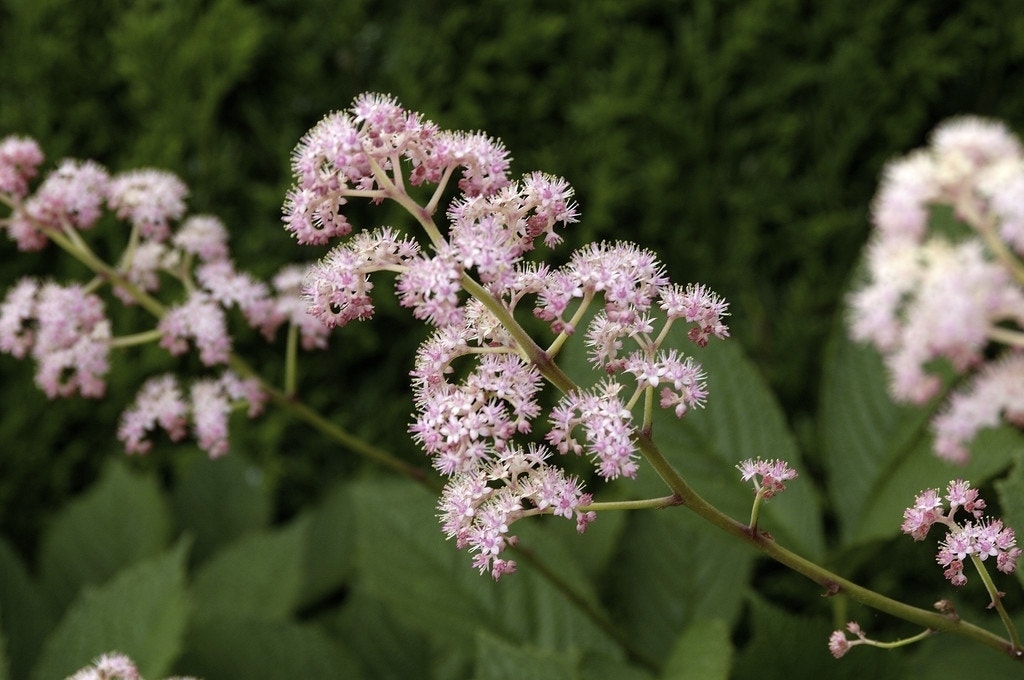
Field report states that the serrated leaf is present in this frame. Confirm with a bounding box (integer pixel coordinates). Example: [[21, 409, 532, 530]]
[[299, 481, 357, 607], [652, 340, 826, 560], [609, 508, 753, 664], [732, 596, 900, 680], [31, 541, 190, 680], [190, 516, 309, 621], [350, 478, 621, 659], [905, 625, 1024, 677], [320, 586, 433, 680], [821, 328, 1023, 547], [171, 453, 271, 564], [473, 631, 579, 680], [660, 619, 732, 680], [177, 616, 360, 680], [995, 459, 1024, 589], [39, 460, 172, 614], [0, 537, 53, 679]]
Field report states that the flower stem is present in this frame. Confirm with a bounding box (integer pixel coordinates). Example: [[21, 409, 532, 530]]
[[970, 553, 1023, 651], [582, 495, 682, 512], [635, 432, 1022, 660]]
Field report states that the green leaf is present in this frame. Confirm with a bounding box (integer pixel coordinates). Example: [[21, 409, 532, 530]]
[[995, 458, 1024, 588], [177, 616, 361, 680], [171, 452, 271, 564], [660, 619, 732, 680], [820, 328, 1023, 547], [732, 596, 900, 680], [189, 516, 310, 622], [473, 631, 579, 680], [608, 507, 753, 664], [38, 460, 172, 613], [905, 626, 1024, 677], [0, 537, 53, 679], [652, 339, 826, 560], [31, 541, 190, 680], [320, 587, 433, 680], [0, 613, 8, 680], [299, 481, 358, 607], [350, 478, 620, 659]]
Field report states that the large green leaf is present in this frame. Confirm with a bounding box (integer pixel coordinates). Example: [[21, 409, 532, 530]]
[[350, 478, 622, 663], [30, 541, 190, 680], [320, 587, 434, 680], [820, 328, 1023, 547], [607, 506, 753, 664], [176, 616, 361, 680], [651, 339, 826, 560], [299, 480, 358, 607], [0, 537, 52, 679], [732, 596, 900, 680], [473, 631, 580, 680], [660, 619, 732, 680], [189, 515, 310, 622], [995, 459, 1024, 589], [38, 460, 172, 613], [171, 452, 271, 564]]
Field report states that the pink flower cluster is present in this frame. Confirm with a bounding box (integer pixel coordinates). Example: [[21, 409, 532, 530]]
[[901, 479, 1021, 586], [118, 371, 265, 458], [828, 621, 868, 659], [736, 457, 798, 499], [0, 135, 334, 458], [848, 116, 1024, 462], [68, 650, 197, 680], [284, 93, 730, 577], [410, 305, 595, 578], [0, 278, 110, 398]]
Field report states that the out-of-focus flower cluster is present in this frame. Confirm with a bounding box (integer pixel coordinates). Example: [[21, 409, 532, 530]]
[[282, 93, 730, 577], [901, 479, 1021, 586], [0, 136, 321, 457], [848, 117, 1024, 462], [67, 651, 197, 680]]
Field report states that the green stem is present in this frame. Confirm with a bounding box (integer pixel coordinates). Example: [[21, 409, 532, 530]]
[[582, 495, 681, 512], [226, 354, 434, 489], [748, 488, 765, 530], [284, 321, 299, 398], [862, 628, 935, 651], [460, 273, 578, 395], [970, 553, 1023, 651], [635, 433, 1022, 660], [109, 329, 164, 348]]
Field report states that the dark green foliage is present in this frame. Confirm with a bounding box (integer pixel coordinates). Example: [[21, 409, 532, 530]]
[[3, 1, 1024, 677]]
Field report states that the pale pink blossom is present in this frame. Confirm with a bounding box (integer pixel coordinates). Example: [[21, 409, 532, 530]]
[[931, 354, 1024, 463], [11, 282, 112, 398], [118, 375, 189, 454], [0, 135, 44, 197], [737, 458, 798, 499], [173, 215, 230, 262], [158, 291, 230, 365], [107, 169, 188, 241], [437, 443, 592, 579], [902, 480, 1020, 585], [24, 158, 109, 231]]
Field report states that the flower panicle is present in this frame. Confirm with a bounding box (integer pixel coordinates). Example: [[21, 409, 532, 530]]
[[848, 115, 1024, 462], [901, 479, 1021, 586]]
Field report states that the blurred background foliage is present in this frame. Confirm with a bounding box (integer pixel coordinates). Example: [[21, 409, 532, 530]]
[[3, 0, 1024, 675]]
